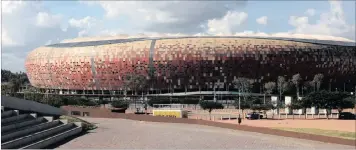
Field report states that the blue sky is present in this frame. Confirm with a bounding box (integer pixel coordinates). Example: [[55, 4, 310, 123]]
[[2, 0, 356, 72], [41, 1, 356, 35]]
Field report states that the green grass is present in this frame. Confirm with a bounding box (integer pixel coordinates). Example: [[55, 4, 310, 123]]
[[60, 115, 97, 131], [272, 127, 356, 140]]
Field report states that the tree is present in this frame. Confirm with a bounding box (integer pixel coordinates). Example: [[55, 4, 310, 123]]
[[277, 76, 289, 114], [233, 96, 251, 116], [269, 101, 278, 118], [8, 78, 22, 94], [304, 91, 349, 119], [248, 96, 271, 118], [286, 99, 303, 120], [302, 81, 314, 96], [264, 81, 276, 104], [148, 97, 177, 107], [179, 97, 200, 105], [123, 73, 147, 108], [296, 97, 312, 119], [46, 95, 64, 108], [111, 99, 130, 113], [199, 101, 224, 120], [233, 77, 253, 99], [313, 73, 324, 91], [111, 100, 130, 109], [291, 74, 302, 98], [331, 93, 353, 113], [264, 82, 276, 95], [233, 77, 253, 116]]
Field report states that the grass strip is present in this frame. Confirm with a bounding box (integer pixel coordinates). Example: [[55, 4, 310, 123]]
[[272, 127, 356, 140]]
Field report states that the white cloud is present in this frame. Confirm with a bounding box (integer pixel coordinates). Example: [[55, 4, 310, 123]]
[[233, 31, 354, 42], [45, 40, 52, 45], [69, 16, 97, 29], [77, 30, 88, 37], [207, 11, 248, 35], [256, 16, 268, 25], [68, 16, 100, 37], [2, 29, 20, 47], [2, 1, 79, 72], [305, 9, 316, 16], [86, 1, 247, 33], [289, 16, 309, 27], [287, 0, 355, 41], [2, 1, 27, 14], [36, 12, 62, 27]]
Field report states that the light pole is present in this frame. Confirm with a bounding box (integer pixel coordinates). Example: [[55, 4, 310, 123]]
[[238, 88, 241, 117], [213, 84, 216, 102], [354, 86, 356, 113]]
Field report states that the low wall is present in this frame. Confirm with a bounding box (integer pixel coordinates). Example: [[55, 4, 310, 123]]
[[60, 105, 354, 146], [1, 96, 66, 116], [61, 106, 115, 117]]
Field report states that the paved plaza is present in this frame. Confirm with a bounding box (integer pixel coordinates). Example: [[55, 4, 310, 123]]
[[57, 118, 355, 149]]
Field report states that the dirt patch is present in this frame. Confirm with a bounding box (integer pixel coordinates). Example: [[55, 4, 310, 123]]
[[216, 119, 356, 132]]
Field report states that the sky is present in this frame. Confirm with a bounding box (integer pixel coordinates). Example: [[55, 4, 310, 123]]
[[1, 0, 355, 72]]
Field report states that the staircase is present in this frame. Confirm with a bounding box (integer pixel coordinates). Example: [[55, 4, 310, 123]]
[[1, 106, 83, 149]]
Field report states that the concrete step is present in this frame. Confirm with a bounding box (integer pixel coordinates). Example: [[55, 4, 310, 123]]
[[21, 122, 83, 149], [1, 120, 75, 149], [1, 110, 19, 118], [1, 117, 50, 134], [1, 119, 61, 143], [1, 113, 37, 126]]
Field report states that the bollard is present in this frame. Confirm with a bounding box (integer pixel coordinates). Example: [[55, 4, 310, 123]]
[[285, 113, 288, 119], [229, 115, 231, 120], [213, 116, 215, 121], [220, 116, 223, 120]]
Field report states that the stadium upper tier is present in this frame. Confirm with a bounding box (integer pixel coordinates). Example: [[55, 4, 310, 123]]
[[25, 36, 356, 91]]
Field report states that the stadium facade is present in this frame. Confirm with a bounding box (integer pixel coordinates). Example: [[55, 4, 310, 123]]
[[25, 36, 356, 95]]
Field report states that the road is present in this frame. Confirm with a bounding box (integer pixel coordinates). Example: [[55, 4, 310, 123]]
[[57, 118, 355, 149]]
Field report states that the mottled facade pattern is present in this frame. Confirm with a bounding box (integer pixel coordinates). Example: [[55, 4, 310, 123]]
[[25, 37, 356, 92]]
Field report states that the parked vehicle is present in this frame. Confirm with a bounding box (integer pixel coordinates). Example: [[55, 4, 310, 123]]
[[338, 112, 356, 120], [246, 112, 263, 120]]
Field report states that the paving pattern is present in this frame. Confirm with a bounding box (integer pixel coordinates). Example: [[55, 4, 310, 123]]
[[57, 118, 355, 149]]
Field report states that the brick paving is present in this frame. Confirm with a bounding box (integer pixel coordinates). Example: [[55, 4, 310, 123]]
[[57, 118, 355, 149]]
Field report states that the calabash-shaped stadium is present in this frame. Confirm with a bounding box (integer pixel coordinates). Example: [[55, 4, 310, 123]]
[[25, 36, 356, 94]]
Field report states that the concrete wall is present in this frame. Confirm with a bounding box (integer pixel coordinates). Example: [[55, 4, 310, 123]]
[[1, 96, 66, 116]]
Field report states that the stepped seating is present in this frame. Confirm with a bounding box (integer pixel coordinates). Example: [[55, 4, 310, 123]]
[[1, 106, 83, 149]]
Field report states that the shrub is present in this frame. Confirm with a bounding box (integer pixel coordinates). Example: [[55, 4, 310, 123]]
[[199, 101, 224, 120], [147, 97, 175, 107], [111, 100, 129, 109], [199, 101, 224, 112]]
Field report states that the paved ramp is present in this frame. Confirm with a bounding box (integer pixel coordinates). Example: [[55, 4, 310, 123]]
[[57, 118, 355, 149]]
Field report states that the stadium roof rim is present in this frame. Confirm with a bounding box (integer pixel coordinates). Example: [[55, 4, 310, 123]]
[[46, 36, 356, 48]]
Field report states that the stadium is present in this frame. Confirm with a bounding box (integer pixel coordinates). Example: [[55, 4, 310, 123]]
[[25, 36, 356, 97]]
